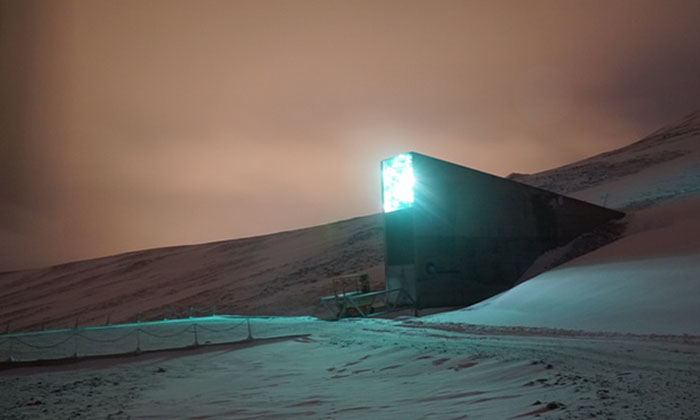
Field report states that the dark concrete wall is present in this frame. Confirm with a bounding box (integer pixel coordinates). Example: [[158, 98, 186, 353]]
[[384, 153, 624, 309]]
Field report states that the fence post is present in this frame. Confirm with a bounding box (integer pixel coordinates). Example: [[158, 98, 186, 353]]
[[193, 324, 199, 347], [212, 305, 216, 316], [189, 306, 194, 318], [135, 328, 141, 353], [7, 337, 14, 362], [246, 318, 253, 341], [72, 328, 79, 359]]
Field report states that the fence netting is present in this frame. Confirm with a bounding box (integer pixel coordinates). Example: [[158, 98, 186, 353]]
[[0, 315, 318, 364]]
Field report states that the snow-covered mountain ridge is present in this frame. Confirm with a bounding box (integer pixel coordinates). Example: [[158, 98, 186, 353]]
[[510, 110, 700, 207]]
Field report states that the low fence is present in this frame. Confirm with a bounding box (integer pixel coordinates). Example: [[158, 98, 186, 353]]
[[0, 315, 317, 364], [5, 305, 222, 334]]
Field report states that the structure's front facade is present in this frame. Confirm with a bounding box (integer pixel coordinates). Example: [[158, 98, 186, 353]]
[[382, 152, 624, 309]]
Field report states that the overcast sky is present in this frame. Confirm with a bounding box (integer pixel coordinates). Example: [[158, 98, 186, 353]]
[[2, 0, 700, 270]]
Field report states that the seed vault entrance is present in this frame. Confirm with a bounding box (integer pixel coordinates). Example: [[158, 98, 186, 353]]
[[381, 152, 624, 310]]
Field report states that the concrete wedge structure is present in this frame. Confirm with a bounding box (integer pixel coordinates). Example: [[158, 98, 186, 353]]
[[382, 152, 624, 309]]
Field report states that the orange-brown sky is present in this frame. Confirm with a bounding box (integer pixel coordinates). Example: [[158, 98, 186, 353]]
[[2, 0, 700, 270]]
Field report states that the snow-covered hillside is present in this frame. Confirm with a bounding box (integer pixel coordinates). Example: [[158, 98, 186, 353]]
[[0, 215, 384, 333], [511, 110, 700, 209], [429, 110, 700, 334]]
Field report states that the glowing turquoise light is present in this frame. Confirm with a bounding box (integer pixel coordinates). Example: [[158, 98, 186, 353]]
[[382, 153, 415, 213]]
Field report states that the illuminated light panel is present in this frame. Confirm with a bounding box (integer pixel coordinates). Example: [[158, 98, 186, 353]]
[[382, 153, 415, 213]]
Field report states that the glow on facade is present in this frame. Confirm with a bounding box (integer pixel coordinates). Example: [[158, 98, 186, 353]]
[[382, 153, 415, 213]]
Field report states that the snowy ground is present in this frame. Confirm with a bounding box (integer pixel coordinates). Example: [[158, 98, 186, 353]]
[[2, 317, 700, 419]]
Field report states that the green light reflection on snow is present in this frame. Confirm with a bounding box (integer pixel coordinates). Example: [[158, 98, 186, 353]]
[[382, 153, 415, 213]]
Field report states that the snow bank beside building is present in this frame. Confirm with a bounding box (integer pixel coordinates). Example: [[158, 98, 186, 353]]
[[428, 180, 700, 334]]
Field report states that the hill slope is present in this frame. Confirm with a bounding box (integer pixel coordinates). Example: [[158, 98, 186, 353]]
[[511, 110, 700, 210], [429, 110, 700, 334], [0, 215, 383, 332]]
